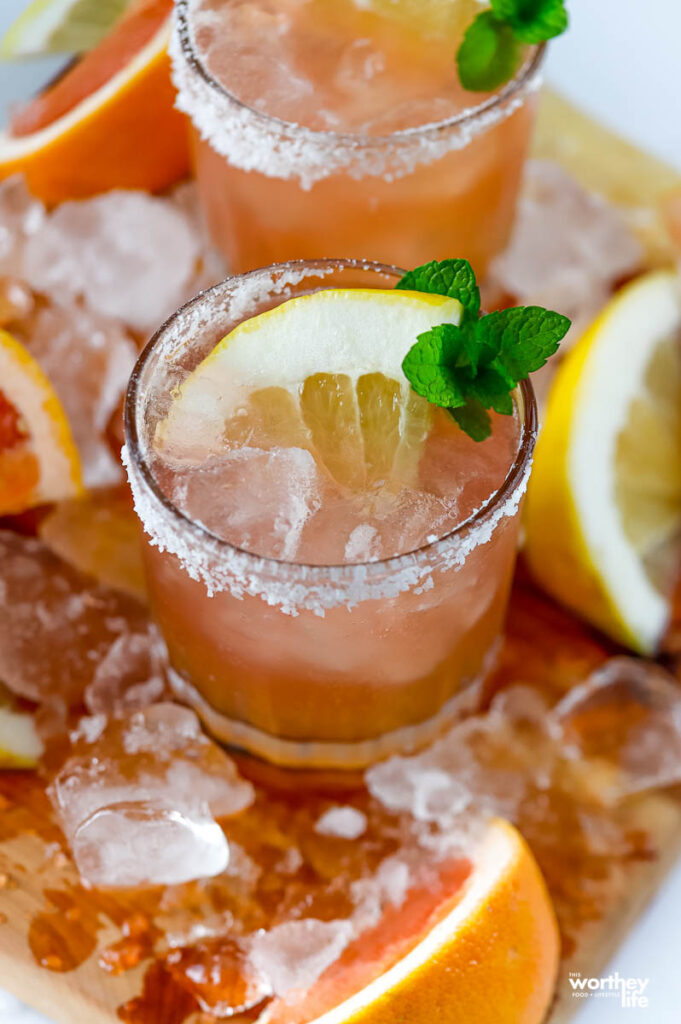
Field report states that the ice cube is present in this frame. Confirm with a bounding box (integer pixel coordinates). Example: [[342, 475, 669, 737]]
[[345, 851, 417, 938], [333, 38, 386, 96], [551, 657, 681, 799], [0, 176, 45, 276], [368, 761, 471, 824], [315, 806, 368, 839], [349, 853, 413, 935], [361, 96, 460, 135], [168, 180, 227, 295], [344, 524, 380, 563], [15, 300, 137, 487], [368, 488, 460, 560], [70, 715, 107, 745], [85, 630, 167, 716], [173, 446, 322, 561], [0, 531, 159, 706], [488, 161, 642, 351], [120, 704, 256, 817], [310, 487, 461, 565], [23, 191, 202, 333], [196, 1, 315, 127], [249, 919, 354, 995], [50, 704, 254, 888], [372, 856, 411, 908], [73, 801, 229, 889], [367, 686, 555, 829]]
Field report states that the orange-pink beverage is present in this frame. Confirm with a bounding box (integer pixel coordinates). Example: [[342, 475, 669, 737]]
[[124, 260, 537, 770], [171, 0, 543, 276]]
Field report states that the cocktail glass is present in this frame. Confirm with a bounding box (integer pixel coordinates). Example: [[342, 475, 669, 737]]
[[124, 258, 537, 770], [171, 0, 544, 275]]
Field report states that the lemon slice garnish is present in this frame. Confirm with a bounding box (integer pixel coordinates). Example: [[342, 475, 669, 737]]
[[158, 289, 463, 492]]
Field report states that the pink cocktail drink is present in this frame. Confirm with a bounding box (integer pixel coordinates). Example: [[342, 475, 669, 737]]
[[171, 0, 543, 275], [124, 260, 537, 769]]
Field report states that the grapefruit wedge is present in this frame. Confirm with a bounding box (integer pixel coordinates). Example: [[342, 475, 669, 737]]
[[0, 0, 190, 204], [0, 327, 82, 515], [262, 819, 559, 1024]]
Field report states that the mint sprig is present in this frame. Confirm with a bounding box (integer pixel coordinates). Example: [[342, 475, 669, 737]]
[[399, 259, 571, 441], [457, 0, 568, 93], [397, 258, 481, 322], [492, 0, 569, 44]]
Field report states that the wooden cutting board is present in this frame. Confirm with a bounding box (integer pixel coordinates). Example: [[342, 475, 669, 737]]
[[0, 91, 680, 1024]]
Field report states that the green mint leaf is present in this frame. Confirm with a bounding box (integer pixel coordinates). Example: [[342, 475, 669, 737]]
[[456, 10, 522, 92], [398, 260, 571, 443], [454, 321, 489, 375], [478, 306, 571, 383], [397, 259, 480, 322], [491, 0, 568, 44], [402, 325, 467, 409], [466, 367, 515, 416], [450, 400, 492, 442]]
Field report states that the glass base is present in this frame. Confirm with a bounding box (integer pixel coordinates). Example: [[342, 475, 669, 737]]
[[168, 667, 491, 771]]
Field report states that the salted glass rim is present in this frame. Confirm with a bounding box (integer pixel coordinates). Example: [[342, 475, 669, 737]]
[[173, 0, 546, 147], [124, 258, 538, 583]]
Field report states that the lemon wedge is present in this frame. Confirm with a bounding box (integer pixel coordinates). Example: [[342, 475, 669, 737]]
[[524, 270, 681, 653], [158, 288, 463, 492]]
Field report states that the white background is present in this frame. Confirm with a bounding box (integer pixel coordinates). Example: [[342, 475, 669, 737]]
[[0, 1, 680, 1021]]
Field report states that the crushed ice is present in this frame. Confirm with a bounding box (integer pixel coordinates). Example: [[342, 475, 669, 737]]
[[0, 531, 162, 708], [489, 162, 642, 328], [487, 160, 642, 393], [172, 446, 322, 562], [23, 191, 202, 333], [0, 176, 224, 486], [250, 919, 355, 996], [5, 532, 681, 991], [550, 657, 681, 802], [50, 703, 254, 888], [368, 661, 681, 841]]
